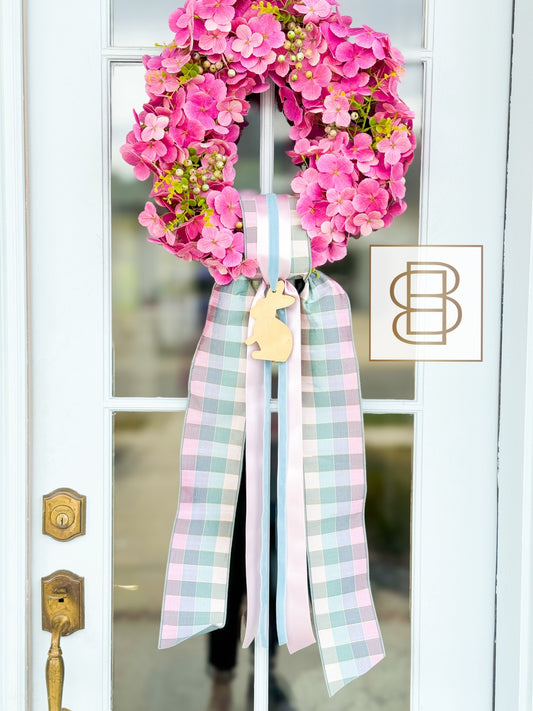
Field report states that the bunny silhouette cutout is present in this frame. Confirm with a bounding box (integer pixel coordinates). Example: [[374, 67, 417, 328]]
[[245, 280, 296, 362]]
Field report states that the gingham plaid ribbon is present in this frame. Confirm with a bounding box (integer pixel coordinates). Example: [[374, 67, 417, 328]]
[[159, 195, 384, 695]]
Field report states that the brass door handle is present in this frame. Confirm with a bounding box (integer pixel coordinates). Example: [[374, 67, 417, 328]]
[[42, 571, 84, 711], [46, 615, 71, 711]]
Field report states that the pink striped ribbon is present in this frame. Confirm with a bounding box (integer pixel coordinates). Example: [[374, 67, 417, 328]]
[[242, 194, 315, 653]]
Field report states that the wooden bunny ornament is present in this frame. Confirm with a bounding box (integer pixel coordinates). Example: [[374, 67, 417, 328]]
[[245, 280, 296, 362]]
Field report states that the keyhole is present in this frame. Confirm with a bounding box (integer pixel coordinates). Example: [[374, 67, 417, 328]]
[[58, 598, 64, 603], [56, 513, 69, 528]]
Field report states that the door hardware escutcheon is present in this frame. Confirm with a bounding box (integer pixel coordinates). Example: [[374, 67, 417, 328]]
[[43, 488, 86, 541], [42, 570, 84, 711]]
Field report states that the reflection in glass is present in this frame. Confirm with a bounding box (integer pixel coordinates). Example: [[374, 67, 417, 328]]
[[338, 0, 425, 50], [112, 0, 424, 51], [113, 412, 251, 709]]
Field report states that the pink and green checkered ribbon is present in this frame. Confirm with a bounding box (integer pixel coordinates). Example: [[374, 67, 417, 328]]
[[159, 195, 385, 695]]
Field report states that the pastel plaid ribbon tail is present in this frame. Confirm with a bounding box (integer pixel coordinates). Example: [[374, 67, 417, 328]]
[[159, 276, 254, 645], [300, 272, 385, 695]]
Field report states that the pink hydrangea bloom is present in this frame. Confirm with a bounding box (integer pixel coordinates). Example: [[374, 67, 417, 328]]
[[170, 117, 206, 144], [169, 5, 195, 47], [195, 0, 235, 32], [248, 15, 285, 57], [274, 53, 291, 77], [316, 153, 353, 191], [320, 219, 345, 244], [145, 70, 174, 96], [322, 93, 351, 127], [138, 202, 166, 239], [197, 226, 233, 259], [279, 87, 303, 124], [217, 98, 246, 126], [301, 25, 328, 65], [352, 211, 385, 237], [325, 13, 353, 40], [239, 51, 276, 75], [230, 258, 258, 280], [353, 179, 389, 213], [199, 29, 228, 54], [206, 259, 234, 285], [184, 91, 218, 129], [289, 62, 332, 101], [175, 241, 204, 261], [316, 130, 350, 157], [213, 186, 241, 228], [293, 0, 332, 24], [161, 51, 191, 74], [141, 114, 169, 141], [328, 239, 348, 261], [353, 25, 386, 60], [310, 234, 330, 266], [297, 193, 328, 232], [232, 24, 263, 59], [291, 167, 320, 195], [120, 142, 152, 181], [326, 187, 355, 217], [335, 41, 376, 77], [376, 131, 412, 165], [140, 138, 168, 163], [349, 132, 374, 162], [222, 232, 245, 267], [389, 163, 406, 200]]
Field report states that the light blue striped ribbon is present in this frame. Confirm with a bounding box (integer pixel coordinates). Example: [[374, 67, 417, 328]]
[[258, 194, 281, 647]]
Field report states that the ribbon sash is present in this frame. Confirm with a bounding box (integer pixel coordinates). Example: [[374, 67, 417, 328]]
[[159, 277, 253, 644], [159, 195, 384, 696], [301, 274, 385, 694]]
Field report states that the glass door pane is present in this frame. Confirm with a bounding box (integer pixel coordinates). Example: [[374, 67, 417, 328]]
[[114, 412, 253, 709], [111, 65, 261, 397], [114, 412, 412, 709], [112, 0, 426, 50]]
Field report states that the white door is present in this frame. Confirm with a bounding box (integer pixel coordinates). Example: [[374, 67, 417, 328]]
[[15, 0, 513, 709]]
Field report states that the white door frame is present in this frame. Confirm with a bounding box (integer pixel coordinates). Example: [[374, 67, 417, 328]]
[[0, 0, 29, 708], [1, 0, 532, 708], [495, 1, 533, 709]]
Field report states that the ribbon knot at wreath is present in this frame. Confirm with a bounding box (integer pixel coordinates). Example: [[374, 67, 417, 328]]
[[121, 0, 416, 696]]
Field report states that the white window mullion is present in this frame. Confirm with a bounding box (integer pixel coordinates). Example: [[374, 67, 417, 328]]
[[252, 85, 276, 711], [260, 84, 275, 194]]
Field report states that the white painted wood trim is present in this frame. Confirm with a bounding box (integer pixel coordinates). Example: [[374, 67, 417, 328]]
[[413, 0, 511, 706], [26, 0, 108, 706], [101, 46, 431, 63], [0, 0, 29, 708], [495, 0, 533, 708], [252, 86, 276, 711], [106, 396, 422, 414]]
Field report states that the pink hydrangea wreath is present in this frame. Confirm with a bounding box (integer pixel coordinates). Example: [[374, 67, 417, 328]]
[[121, 0, 416, 284]]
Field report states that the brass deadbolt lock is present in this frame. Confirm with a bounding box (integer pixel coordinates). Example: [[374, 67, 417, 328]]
[[43, 488, 86, 541]]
